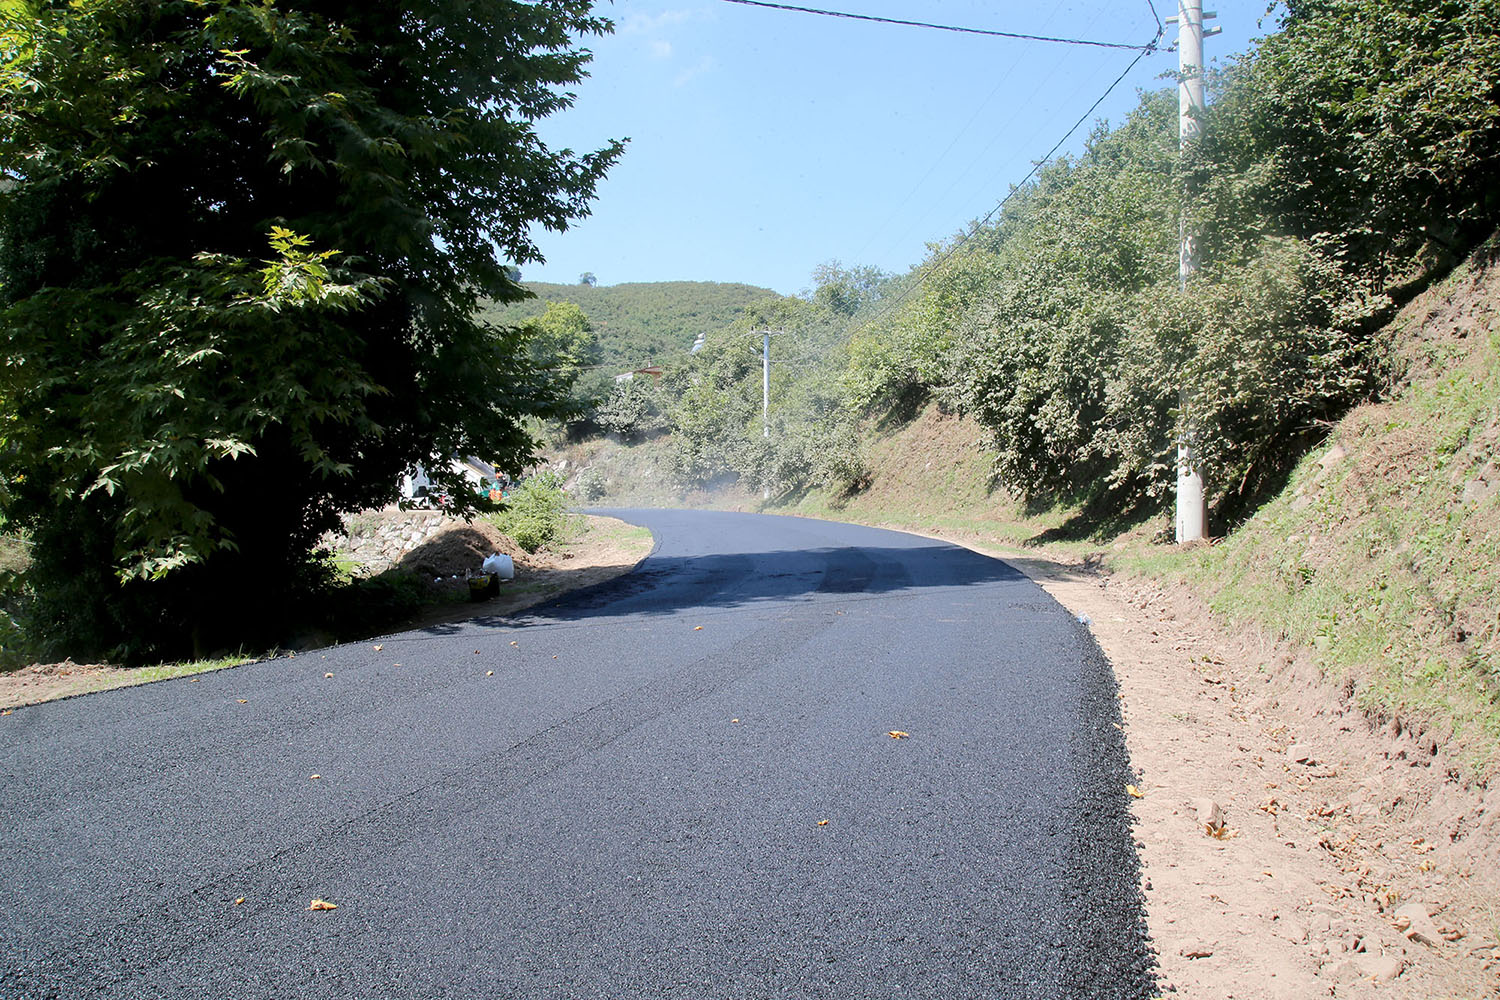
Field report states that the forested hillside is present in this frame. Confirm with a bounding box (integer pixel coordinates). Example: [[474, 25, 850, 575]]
[[480, 280, 782, 370]]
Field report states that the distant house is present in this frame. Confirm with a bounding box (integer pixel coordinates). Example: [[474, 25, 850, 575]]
[[400, 456, 499, 501], [613, 365, 664, 384]]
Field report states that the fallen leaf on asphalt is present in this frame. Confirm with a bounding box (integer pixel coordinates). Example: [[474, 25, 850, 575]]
[[694, 626, 703, 631], [234, 897, 245, 905], [373, 644, 383, 652], [486, 670, 494, 677], [817, 819, 829, 826], [510, 641, 518, 647], [1126, 784, 1145, 798], [888, 731, 909, 739], [189, 679, 200, 684], [473, 650, 480, 655], [393, 663, 401, 667], [731, 719, 740, 724], [309, 774, 321, 780], [237, 699, 248, 704], [552, 655, 558, 659], [324, 672, 333, 678], [308, 899, 338, 911], [1, 710, 10, 716]]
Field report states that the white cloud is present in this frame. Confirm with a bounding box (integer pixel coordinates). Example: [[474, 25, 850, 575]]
[[618, 8, 697, 36], [650, 39, 673, 59], [673, 56, 714, 87]]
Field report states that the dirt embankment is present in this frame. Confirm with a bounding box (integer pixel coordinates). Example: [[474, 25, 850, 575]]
[[1019, 552, 1500, 999]]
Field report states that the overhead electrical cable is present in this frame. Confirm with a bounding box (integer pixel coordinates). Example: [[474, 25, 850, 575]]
[[718, 0, 1156, 51], [859, 2, 1118, 267], [1145, 0, 1164, 33], [834, 38, 1161, 345]]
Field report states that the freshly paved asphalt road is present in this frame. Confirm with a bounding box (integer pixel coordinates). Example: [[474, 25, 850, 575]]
[[0, 510, 1152, 999]]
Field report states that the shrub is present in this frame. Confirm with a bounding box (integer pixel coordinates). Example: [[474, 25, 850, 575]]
[[489, 472, 569, 552]]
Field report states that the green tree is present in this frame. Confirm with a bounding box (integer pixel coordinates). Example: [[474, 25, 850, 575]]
[[0, 0, 623, 660], [523, 301, 602, 388], [808, 260, 891, 316]]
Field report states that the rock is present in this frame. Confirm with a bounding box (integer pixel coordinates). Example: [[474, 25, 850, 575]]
[[1178, 939, 1216, 959], [1351, 952, 1403, 981], [1287, 744, 1317, 765], [1192, 798, 1226, 835], [1394, 902, 1444, 946], [1325, 959, 1362, 982]]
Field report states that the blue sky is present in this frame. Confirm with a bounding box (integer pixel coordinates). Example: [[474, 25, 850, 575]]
[[524, 0, 1279, 295]]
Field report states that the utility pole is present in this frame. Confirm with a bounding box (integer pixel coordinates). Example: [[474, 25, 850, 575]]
[[754, 329, 784, 440], [762, 329, 772, 439], [752, 329, 784, 501], [1167, 0, 1218, 543]]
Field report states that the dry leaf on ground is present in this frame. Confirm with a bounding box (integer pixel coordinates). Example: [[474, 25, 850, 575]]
[[308, 899, 338, 911]]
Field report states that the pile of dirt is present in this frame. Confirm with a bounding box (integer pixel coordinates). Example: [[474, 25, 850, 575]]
[[397, 521, 531, 580], [333, 507, 539, 582]]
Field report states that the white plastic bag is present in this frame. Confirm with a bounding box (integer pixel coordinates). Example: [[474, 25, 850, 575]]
[[482, 552, 514, 580]]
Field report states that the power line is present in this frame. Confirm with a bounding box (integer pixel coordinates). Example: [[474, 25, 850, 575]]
[[840, 40, 1160, 340], [1145, 0, 1164, 33], [718, 0, 1156, 52]]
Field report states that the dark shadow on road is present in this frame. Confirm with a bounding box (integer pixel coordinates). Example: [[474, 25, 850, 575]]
[[414, 541, 1027, 635]]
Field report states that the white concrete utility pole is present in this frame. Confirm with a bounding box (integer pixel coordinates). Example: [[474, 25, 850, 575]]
[[753, 329, 785, 440], [762, 329, 772, 439], [1166, 0, 1218, 543]]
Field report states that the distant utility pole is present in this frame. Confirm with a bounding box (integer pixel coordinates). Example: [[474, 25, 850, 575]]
[[762, 330, 772, 439], [753, 329, 784, 439], [1166, 0, 1218, 543], [752, 329, 785, 501]]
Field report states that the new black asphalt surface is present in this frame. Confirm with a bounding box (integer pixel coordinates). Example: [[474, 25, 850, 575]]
[[0, 509, 1153, 999]]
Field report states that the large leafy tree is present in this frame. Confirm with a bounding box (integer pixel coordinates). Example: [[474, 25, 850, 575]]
[[0, 0, 623, 660]]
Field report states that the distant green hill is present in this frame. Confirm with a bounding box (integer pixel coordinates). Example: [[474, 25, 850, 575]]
[[480, 281, 783, 370]]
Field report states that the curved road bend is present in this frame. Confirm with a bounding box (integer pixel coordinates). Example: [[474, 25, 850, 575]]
[[0, 509, 1152, 999]]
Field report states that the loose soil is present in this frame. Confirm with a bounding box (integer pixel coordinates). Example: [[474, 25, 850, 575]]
[[0, 514, 651, 711]]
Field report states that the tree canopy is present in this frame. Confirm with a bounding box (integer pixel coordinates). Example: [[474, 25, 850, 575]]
[[0, 0, 623, 659]]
